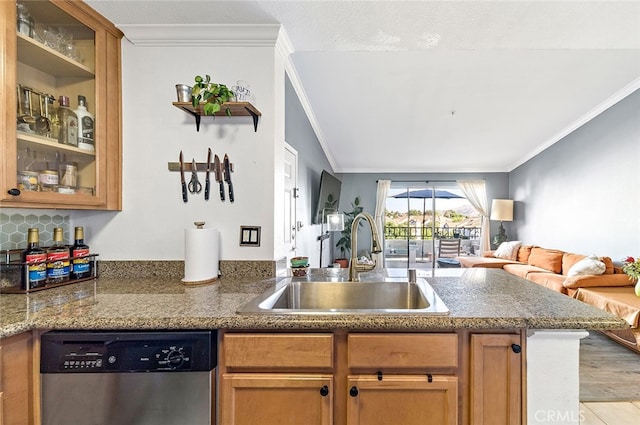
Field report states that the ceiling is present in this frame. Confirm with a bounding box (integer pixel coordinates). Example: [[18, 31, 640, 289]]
[[86, 0, 640, 173]]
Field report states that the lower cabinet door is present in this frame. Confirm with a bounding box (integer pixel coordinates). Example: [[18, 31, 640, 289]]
[[347, 374, 458, 425], [0, 332, 33, 425], [221, 373, 333, 425], [470, 333, 523, 425]]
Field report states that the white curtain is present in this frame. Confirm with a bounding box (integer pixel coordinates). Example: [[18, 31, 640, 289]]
[[374, 180, 391, 270], [457, 180, 490, 253]]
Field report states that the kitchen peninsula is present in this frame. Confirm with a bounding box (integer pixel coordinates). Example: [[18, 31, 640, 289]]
[[0, 267, 628, 425]]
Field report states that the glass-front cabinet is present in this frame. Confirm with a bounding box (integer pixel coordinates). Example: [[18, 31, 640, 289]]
[[1, 0, 122, 210]]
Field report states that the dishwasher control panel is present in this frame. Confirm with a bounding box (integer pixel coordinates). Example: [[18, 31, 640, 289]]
[[41, 330, 216, 373]]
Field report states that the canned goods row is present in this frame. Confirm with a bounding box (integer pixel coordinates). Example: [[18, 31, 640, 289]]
[[17, 170, 78, 194]]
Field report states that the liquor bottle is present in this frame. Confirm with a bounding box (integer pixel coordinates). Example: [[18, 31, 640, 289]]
[[57, 95, 78, 146], [21, 228, 47, 290], [75, 95, 94, 151], [47, 227, 70, 284], [71, 226, 92, 279], [47, 94, 60, 140]]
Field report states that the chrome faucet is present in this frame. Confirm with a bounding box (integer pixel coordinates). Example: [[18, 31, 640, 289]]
[[349, 212, 383, 282]]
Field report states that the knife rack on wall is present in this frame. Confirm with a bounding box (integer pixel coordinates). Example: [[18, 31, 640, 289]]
[[172, 101, 262, 132], [169, 150, 235, 203], [167, 162, 232, 173]]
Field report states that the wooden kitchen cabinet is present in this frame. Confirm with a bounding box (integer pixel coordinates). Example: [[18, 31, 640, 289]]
[[346, 374, 458, 425], [1, 0, 123, 210], [219, 331, 464, 425], [346, 333, 458, 425], [469, 333, 523, 425], [220, 333, 335, 425], [0, 332, 35, 425], [221, 373, 333, 425]]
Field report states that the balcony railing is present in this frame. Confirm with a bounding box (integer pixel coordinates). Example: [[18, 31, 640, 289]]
[[384, 225, 481, 240]]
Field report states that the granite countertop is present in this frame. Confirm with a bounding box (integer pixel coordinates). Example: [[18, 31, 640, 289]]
[[0, 268, 628, 338]]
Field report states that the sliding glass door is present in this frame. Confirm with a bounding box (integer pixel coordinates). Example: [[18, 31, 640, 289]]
[[384, 182, 480, 270]]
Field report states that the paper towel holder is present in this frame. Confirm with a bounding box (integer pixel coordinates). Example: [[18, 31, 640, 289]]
[[182, 221, 219, 286]]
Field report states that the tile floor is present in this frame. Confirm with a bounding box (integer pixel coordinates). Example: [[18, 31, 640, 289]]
[[580, 401, 640, 425]]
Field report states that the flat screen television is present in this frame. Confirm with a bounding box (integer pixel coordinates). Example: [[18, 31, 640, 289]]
[[313, 170, 341, 224]]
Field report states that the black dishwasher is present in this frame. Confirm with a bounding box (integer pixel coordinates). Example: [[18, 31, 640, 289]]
[[41, 330, 216, 425]]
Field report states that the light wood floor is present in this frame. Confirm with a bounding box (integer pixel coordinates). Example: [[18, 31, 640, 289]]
[[579, 332, 640, 424], [580, 332, 640, 401], [580, 401, 640, 425]]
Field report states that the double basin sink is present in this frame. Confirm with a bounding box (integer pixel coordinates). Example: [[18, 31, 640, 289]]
[[238, 277, 449, 315]]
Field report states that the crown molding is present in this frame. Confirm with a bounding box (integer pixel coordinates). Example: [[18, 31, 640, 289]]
[[510, 77, 640, 172], [275, 27, 293, 60], [284, 59, 339, 173], [118, 24, 282, 46]]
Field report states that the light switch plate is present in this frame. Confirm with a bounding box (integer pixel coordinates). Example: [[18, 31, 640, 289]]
[[240, 226, 261, 246]]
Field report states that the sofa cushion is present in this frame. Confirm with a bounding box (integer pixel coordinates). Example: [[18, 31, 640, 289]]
[[493, 241, 522, 260], [601, 257, 614, 275], [457, 256, 519, 268], [563, 253, 614, 275], [526, 273, 568, 295], [562, 253, 586, 276], [562, 273, 635, 289], [503, 263, 552, 279], [567, 255, 606, 277], [527, 247, 564, 273], [574, 287, 640, 328], [516, 245, 533, 263]]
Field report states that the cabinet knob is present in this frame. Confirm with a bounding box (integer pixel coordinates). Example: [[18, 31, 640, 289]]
[[511, 343, 522, 354], [349, 386, 359, 397], [7, 188, 21, 196], [319, 385, 329, 397]]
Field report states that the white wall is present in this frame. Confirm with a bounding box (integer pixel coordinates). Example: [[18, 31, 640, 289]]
[[73, 32, 286, 261]]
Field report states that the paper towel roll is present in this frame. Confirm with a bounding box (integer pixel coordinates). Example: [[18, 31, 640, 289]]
[[183, 224, 219, 284]]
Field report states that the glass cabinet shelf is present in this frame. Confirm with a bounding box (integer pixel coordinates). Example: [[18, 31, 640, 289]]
[[17, 33, 94, 78], [17, 131, 96, 158]]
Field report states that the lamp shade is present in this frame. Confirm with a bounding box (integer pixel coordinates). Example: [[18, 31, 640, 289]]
[[490, 199, 514, 221], [327, 213, 345, 231]]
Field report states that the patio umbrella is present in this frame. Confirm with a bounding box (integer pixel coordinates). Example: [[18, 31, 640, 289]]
[[393, 189, 463, 200], [393, 189, 463, 234], [392, 189, 464, 267]]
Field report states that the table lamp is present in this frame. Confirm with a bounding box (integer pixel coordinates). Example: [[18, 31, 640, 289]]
[[317, 208, 344, 267], [490, 199, 513, 247]]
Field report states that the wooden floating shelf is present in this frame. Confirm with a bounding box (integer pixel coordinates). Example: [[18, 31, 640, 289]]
[[172, 101, 262, 132]]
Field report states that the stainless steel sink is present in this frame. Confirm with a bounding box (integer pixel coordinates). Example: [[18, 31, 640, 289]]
[[237, 278, 449, 315]]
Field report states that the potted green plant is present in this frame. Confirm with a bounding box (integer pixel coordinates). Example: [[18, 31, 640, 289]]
[[191, 74, 235, 116], [334, 196, 364, 267]]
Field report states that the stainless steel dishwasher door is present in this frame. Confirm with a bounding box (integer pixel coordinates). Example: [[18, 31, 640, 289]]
[[41, 330, 216, 425]]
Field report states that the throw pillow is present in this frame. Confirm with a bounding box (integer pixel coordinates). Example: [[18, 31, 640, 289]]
[[493, 241, 522, 260], [567, 255, 606, 277]]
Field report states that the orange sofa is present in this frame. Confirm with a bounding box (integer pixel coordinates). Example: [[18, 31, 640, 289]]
[[458, 246, 639, 352]]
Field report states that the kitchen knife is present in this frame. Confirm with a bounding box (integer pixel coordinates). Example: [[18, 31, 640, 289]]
[[179, 150, 188, 203], [223, 154, 234, 203], [204, 148, 211, 200], [214, 154, 225, 201]]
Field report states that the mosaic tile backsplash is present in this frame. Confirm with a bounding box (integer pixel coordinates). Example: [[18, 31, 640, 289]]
[[0, 213, 70, 251]]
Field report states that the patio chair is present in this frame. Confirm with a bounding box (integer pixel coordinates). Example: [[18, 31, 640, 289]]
[[437, 238, 461, 268]]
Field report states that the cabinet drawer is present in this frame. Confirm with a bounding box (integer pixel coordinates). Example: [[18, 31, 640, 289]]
[[348, 333, 458, 369], [224, 333, 334, 369]]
